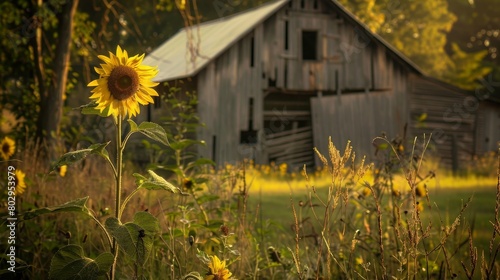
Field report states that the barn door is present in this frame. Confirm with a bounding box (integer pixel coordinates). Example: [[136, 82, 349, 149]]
[[263, 92, 315, 168]]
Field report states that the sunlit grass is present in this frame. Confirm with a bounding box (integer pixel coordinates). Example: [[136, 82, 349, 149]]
[[244, 161, 497, 194]]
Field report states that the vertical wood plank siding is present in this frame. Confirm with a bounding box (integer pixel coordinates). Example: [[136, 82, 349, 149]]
[[408, 75, 477, 169], [311, 89, 407, 164], [475, 101, 500, 154]]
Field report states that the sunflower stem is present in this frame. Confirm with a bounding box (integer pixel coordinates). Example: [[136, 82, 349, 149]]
[[111, 117, 123, 280]]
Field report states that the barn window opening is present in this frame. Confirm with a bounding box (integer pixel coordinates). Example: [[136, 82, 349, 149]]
[[284, 20, 289, 50], [153, 95, 161, 109], [302, 31, 318, 60], [250, 36, 255, 67], [300, 0, 305, 9], [313, 0, 318, 9], [268, 68, 277, 87], [249, 98, 254, 128], [284, 60, 288, 88], [240, 98, 257, 144]]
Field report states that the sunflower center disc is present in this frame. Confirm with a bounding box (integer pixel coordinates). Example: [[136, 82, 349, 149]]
[[108, 65, 139, 100]]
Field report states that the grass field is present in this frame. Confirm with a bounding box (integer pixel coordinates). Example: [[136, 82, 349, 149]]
[[244, 166, 499, 279], [2, 139, 498, 279], [251, 184, 497, 246]]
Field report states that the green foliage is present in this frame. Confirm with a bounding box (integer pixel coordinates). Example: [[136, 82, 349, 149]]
[[11, 94, 179, 279], [133, 170, 179, 192], [79, 102, 111, 118], [0, 0, 96, 142], [105, 211, 160, 265], [444, 43, 493, 90], [338, 0, 493, 89], [128, 120, 170, 147], [19, 197, 90, 221], [50, 143, 111, 170], [338, 0, 384, 31], [448, 0, 499, 63], [49, 245, 113, 280], [143, 85, 214, 182]]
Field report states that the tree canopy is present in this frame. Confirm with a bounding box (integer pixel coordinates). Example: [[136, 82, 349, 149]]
[[339, 0, 494, 90]]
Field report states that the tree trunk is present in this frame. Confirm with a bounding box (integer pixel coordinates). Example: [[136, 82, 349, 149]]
[[36, 0, 79, 154]]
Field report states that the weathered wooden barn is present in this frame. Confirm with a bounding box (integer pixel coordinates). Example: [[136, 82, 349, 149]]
[[140, 0, 500, 170]]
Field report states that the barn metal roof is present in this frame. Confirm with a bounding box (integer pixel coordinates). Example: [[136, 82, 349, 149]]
[[144, 0, 424, 82], [143, 0, 290, 82]]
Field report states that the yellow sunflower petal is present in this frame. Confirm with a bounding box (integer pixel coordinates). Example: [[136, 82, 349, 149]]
[[14, 169, 27, 195], [98, 54, 112, 65], [206, 255, 232, 280], [135, 94, 152, 105], [138, 78, 159, 88], [100, 63, 114, 75], [87, 79, 99, 87]]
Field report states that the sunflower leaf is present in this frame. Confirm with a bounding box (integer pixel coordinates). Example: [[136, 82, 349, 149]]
[[51, 143, 111, 171], [52, 149, 92, 170], [132, 173, 148, 187], [89, 142, 111, 161], [128, 119, 139, 132], [144, 170, 178, 193], [105, 212, 159, 265], [132, 170, 179, 193], [136, 122, 170, 146], [49, 244, 113, 280], [19, 197, 90, 221], [169, 139, 201, 151], [78, 101, 110, 117]]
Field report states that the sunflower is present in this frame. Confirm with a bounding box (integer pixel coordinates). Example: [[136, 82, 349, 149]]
[[205, 255, 232, 280], [88, 46, 159, 118], [14, 169, 27, 195], [0, 136, 15, 160]]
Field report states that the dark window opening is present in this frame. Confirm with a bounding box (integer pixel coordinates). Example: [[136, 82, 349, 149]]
[[300, 0, 305, 9], [284, 61, 288, 88], [268, 68, 277, 87], [248, 97, 254, 129], [240, 98, 257, 144], [250, 36, 255, 67], [284, 20, 289, 50], [147, 104, 152, 122], [302, 31, 318, 60], [153, 95, 162, 109], [313, 0, 318, 9]]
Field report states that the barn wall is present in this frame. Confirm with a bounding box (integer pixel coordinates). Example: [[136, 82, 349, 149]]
[[250, 1, 397, 94], [408, 75, 477, 170], [311, 70, 409, 163], [475, 101, 500, 154], [196, 29, 267, 164], [196, 0, 415, 165]]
